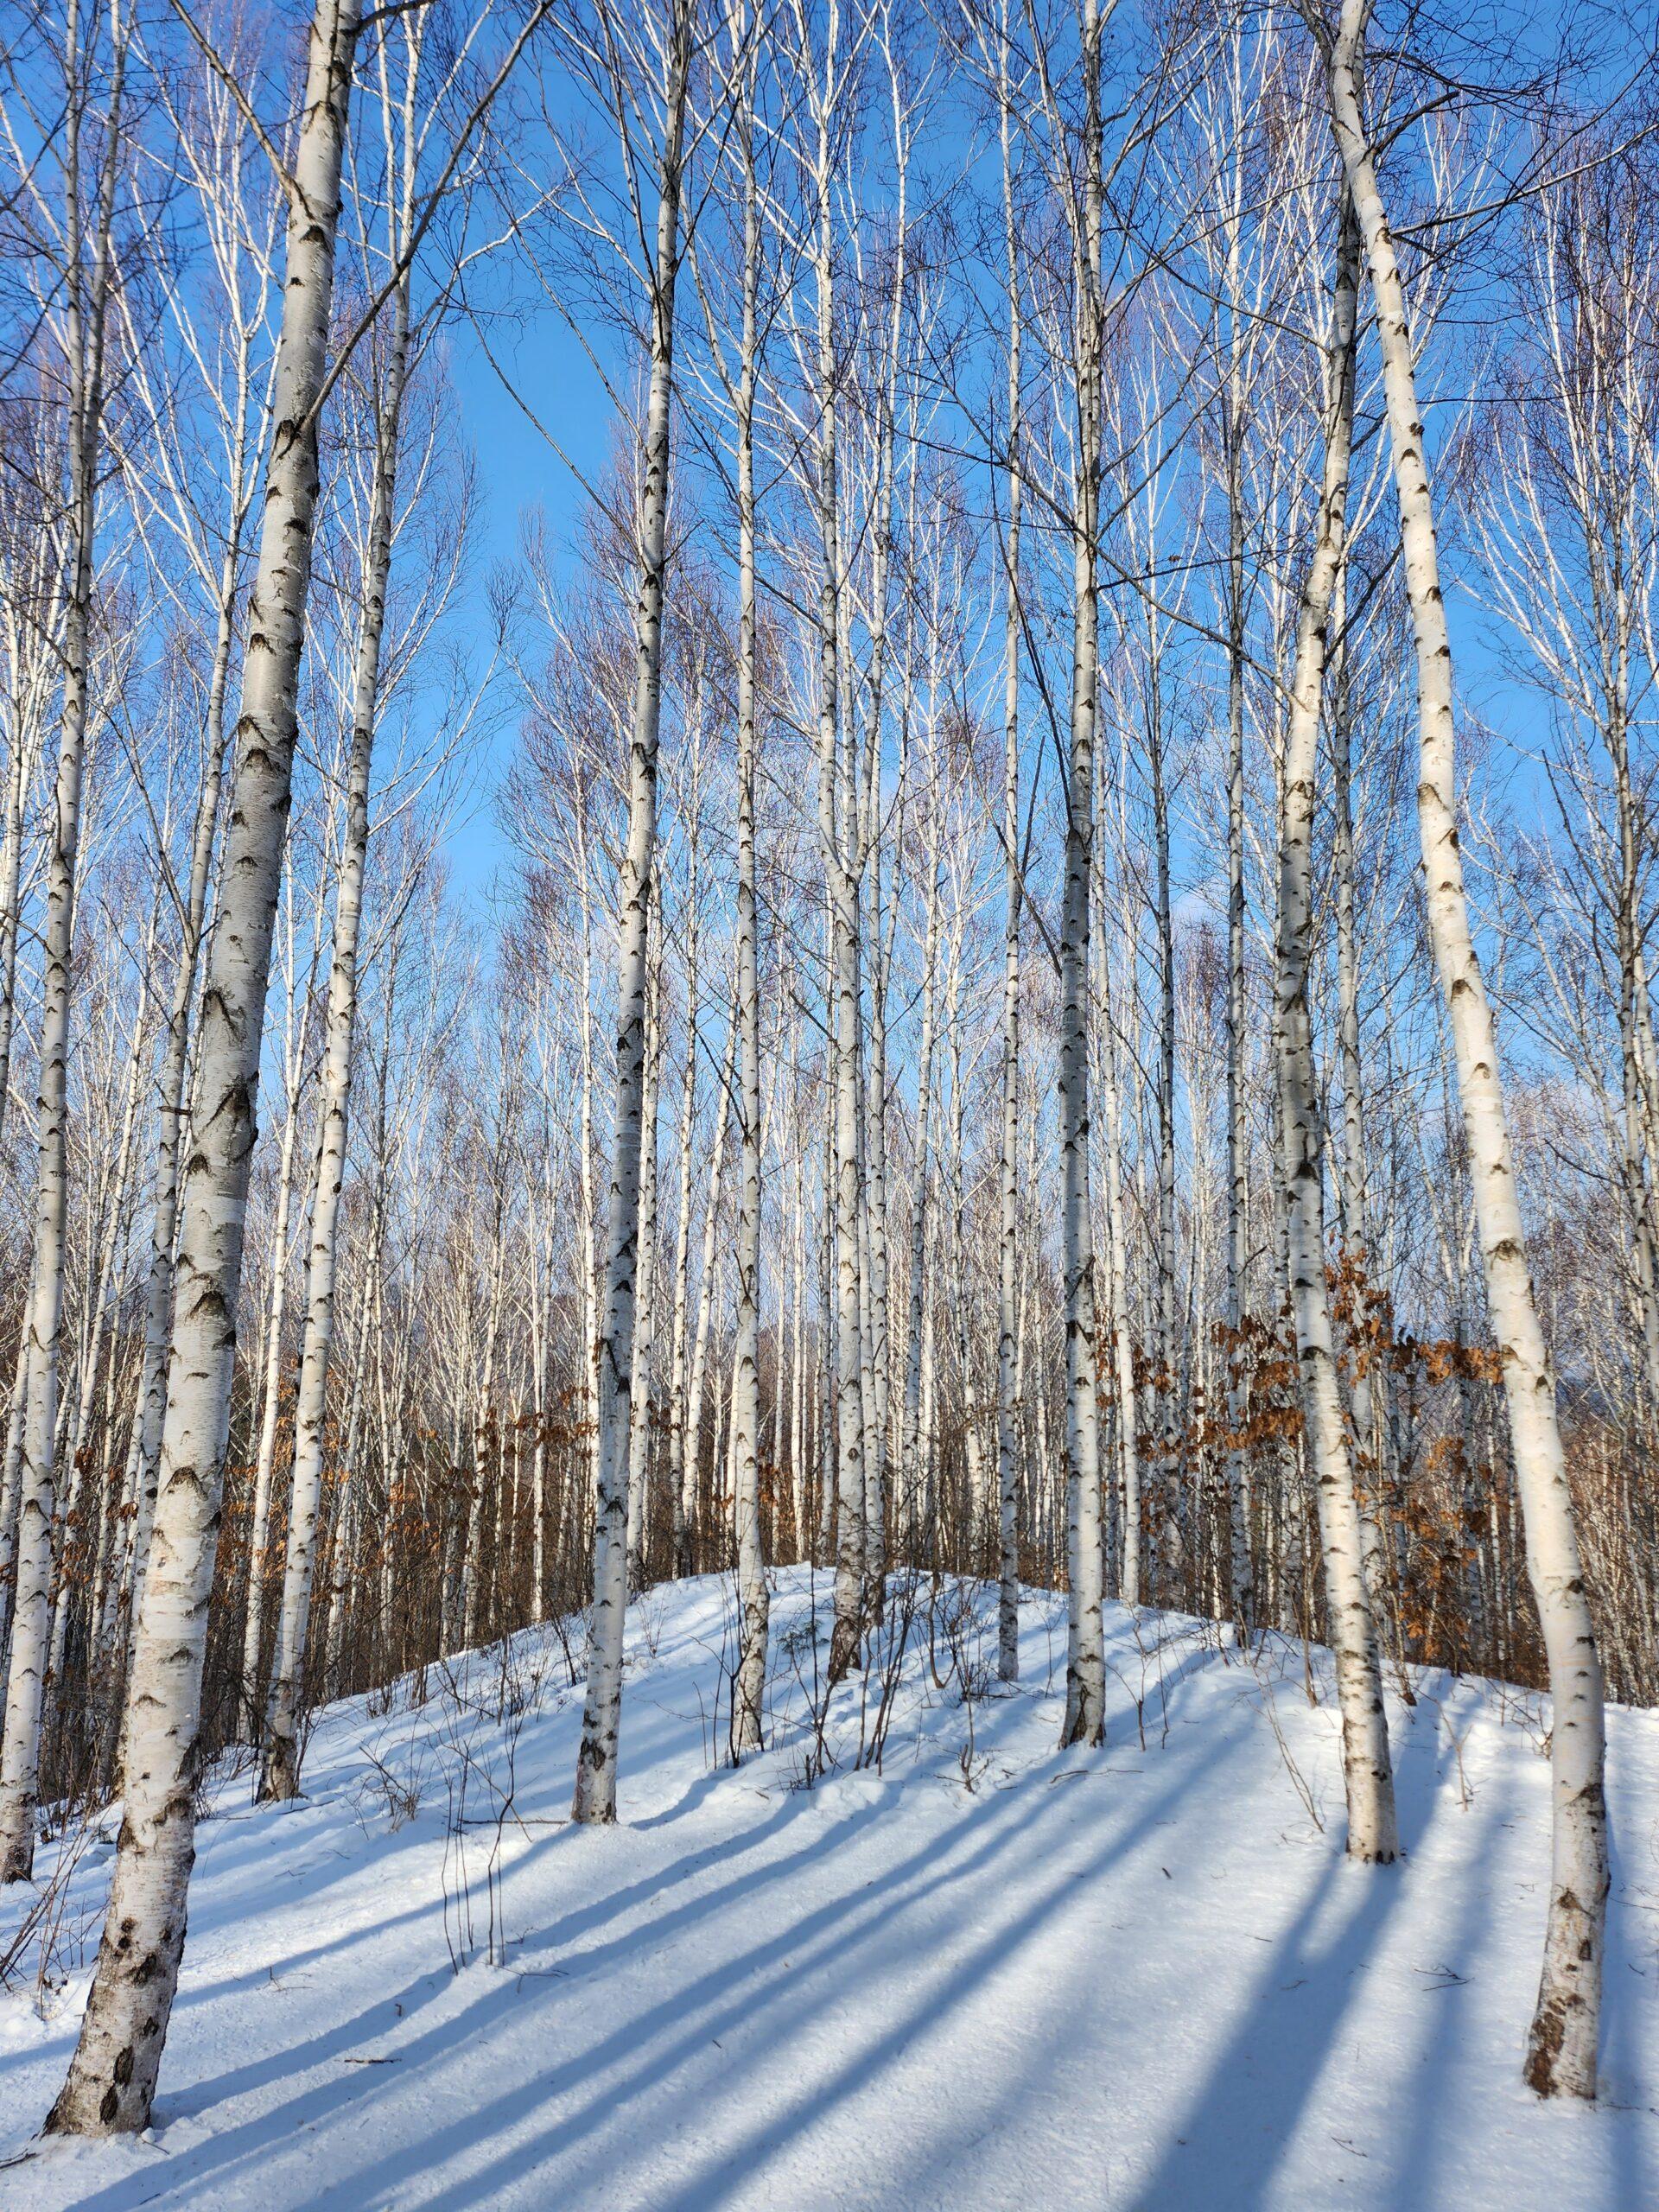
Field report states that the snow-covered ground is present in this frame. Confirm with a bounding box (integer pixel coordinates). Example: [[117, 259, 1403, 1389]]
[[2, 1567, 1656, 2210]]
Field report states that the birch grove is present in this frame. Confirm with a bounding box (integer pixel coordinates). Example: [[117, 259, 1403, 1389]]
[[0, 0, 1649, 2137]]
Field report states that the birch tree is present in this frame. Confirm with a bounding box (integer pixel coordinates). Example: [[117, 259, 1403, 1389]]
[[1273, 183, 1397, 1863], [259, 10, 427, 1802], [1039, 0, 1109, 1748], [726, 9, 769, 1755], [1308, 0, 1609, 2097], [571, 0, 696, 1824], [46, 0, 364, 2132]]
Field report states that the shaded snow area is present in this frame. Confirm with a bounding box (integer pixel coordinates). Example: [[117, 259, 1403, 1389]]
[[3, 1568, 1656, 2210]]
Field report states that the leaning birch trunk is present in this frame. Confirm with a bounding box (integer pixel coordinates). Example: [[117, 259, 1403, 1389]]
[[259, 257, 413, 1804], [731, 73, 768, 1756], [0, 2, 125, 1885], [572, 14, 690, 1824], [1317, 0, 1608, 2094], [1273, 187, 1397, 1865], [47, 0, 360, 2131], [1058, 0, 1105, 1751]]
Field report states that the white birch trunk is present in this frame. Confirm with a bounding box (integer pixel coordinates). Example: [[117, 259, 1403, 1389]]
[[259, 242, 413, 1801], [995, 68, 1023, 1673], [118, 520, 246, 1730], [667, 893, 699, 1574], [1273, 187, 1397, 1864], [572, 14, 690, 1822], [1100, 936, 1140, 1607], [460, 1221, 508, 1648], [47, 0, 360, 2130], [1222, 269, 1254, 1643], [626, 938, 662, 1594], [900, 861, 941, 1550], [731, 76, 768, 1752], [0, 1333, 29, 1656], [1317, 0, 1609, 2094], [1058, 0, 1105, 1750], [683, 1010, 735, 1563], [810, 60, 867, 1684], [238, 1037, 305, 1728]]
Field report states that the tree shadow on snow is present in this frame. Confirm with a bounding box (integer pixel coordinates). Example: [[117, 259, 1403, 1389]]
[[295, 1713, 1255, 2212]]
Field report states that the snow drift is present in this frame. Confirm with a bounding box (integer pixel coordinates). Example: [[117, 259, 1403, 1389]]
[[2, 1568, 1655, 2209]]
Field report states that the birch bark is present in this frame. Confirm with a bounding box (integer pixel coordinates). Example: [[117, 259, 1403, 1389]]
[[572, 7, 690, 1822], [1058, 0, 1106, 1749], [804, 1, 867, 1686], [731, 48, 768, 1752], [238, 1020, 308, 1728], [900, 859, 940, 1549], [995, 35, 1023, 1676], [1273, 187, 1397, 1864], [1316, 0, 1608, 2090], [683, 1009, 735, 1564], [260, 204, 416, 1800], [1222, 229, 1254, 1643], [48, 0, 361, 2131], [667, 895, 699, 1573], [626, 926, 662, 1593]]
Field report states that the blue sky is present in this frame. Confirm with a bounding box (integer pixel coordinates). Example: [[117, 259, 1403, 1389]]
[[414, 1, 1629, 963]]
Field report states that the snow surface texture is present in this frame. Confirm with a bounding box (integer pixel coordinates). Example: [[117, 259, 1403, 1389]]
[[2, 1568, 1656, 2210]]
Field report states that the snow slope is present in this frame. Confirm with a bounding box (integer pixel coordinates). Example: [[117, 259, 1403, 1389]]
[[2, 1568, 1656, 2211]]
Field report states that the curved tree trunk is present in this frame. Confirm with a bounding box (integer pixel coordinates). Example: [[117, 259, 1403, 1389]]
[[1317, 0, 1608, 2094]]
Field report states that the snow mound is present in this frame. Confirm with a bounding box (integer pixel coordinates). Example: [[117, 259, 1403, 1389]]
[[2, 1567, 1656, 2209]]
